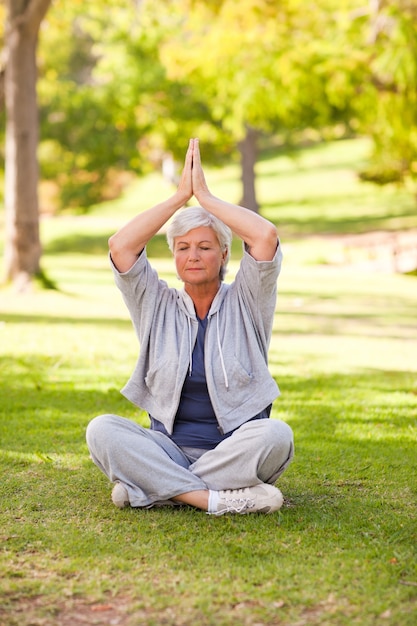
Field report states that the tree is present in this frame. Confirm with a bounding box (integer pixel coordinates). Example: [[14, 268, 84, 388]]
[[37, 1, 146, 209], [4, 0, 52, 289], [351, 0, 417, 192], [21, 0, 367, 219], [36, 0, 229, 210], [159, 0, 286, 210], [158, 0, 355, 211]]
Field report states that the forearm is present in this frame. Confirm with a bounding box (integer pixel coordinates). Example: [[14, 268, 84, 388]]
[[110, 139, 193, 273], [108, 193, 185, 273], [197, 192, 278, 261], [191, 138, 278, 260]]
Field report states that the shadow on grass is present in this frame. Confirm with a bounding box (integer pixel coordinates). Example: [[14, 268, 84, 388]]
[[272, 310, 417, 341], [1, 356, 416, 605], [1, 354, 415, 460], [43, 232, 188, 257], [0, 312, 132, 327], [44, 232, 244, 258], [262, 201, 417, 237], [257, 136, 368, 168], [44, 232, 111, 255]]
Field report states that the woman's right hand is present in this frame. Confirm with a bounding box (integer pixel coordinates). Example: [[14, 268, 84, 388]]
[[191, 138, 211, 203], [175, 138, 194, 205]]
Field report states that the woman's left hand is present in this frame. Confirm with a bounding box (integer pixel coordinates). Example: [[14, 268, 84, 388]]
[[176, 139, 194, 205], [191, 138, 211, 203]]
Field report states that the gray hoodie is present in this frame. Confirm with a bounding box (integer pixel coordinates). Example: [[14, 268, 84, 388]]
[[112, 244, 282, 435]]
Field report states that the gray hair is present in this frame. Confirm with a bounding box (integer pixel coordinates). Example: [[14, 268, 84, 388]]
[[166, 206, 232, 281]]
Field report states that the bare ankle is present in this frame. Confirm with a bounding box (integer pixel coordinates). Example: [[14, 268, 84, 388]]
[[172, 489, 209, 510]]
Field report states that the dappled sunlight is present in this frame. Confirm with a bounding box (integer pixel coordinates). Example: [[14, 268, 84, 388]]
[[335, 419, 416, 444], [269, 263, 417, 377], [257, 139, 417, 238], [272, 368, 416, 490], [1, 138, 417, 626], [0, 281, 132, 324], [1, 448, 89, 470], [270, 333, 417, 376]]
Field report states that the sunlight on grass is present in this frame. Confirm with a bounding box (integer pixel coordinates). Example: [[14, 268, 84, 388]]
[[1, 449, 88, 470], [1, 139, 416, 626]]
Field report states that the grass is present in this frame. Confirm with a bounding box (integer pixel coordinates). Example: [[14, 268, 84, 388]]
[[0, 138, 417, 625]]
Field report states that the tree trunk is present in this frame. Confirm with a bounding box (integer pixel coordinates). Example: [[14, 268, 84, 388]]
[[4, 0, 51, 289], [238, 125, 259, 213]]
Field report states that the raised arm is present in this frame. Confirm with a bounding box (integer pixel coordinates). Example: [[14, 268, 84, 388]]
[[191, 139, 278, 261], [108, 140, 194, 273]]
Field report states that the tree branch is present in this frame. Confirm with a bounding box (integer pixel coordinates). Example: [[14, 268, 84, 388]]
[[8, 0, 52, 36]]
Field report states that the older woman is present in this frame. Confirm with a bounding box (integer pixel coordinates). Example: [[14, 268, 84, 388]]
[[86, 138, 294, 515]]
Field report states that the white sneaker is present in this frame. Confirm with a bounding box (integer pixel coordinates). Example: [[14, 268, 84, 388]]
[[111, 482, 181, 509], [111, 482, 130, 509], [210, 483, 284, 516]]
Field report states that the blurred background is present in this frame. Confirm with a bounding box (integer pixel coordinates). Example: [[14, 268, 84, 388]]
[[1, 0, 417, 286]]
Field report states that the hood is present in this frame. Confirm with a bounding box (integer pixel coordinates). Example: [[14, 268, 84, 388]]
[[177, 281, 229, 318]]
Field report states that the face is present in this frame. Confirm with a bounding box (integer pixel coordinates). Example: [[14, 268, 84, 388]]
[[174, 226, 226, 289]]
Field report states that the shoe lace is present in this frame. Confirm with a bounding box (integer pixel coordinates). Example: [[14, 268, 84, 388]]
[[214, 489, 256, 515]]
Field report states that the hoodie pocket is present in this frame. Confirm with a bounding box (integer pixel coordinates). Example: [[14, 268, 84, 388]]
[[228, 357, 254, 387], [144, 358, 176, 396]]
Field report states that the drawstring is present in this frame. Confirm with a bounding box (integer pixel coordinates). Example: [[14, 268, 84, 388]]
[[186, 312, 229, 389], [216, 314, 229, 389], [187, 316, 193, 376]]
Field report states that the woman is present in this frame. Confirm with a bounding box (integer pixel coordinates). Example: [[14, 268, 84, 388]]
[[86, 138, 294, 515]]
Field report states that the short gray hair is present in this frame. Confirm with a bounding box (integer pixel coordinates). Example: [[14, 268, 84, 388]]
[[166, 206, 232, 281]]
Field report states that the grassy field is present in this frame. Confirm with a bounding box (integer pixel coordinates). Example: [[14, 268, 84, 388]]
[[0, 138, 416, 625]]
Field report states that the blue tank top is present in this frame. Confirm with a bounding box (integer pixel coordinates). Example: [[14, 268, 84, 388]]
[[150, 316, 269, 449]]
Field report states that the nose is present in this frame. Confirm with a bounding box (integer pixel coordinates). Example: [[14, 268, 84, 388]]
[[188, 246, 200, 261]]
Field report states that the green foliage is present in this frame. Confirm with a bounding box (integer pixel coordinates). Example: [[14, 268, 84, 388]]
[[347, 1, 417, 188], [29, 0, 417, 213], [38, 0, 153, 208], [36, 0, 233, 210], [159, 0, 372, 143]]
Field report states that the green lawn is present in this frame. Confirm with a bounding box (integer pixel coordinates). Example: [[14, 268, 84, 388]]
[[0, 139, 416, 625]]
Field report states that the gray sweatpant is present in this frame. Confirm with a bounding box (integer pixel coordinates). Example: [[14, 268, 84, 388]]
[[86, 414, 294, 508]]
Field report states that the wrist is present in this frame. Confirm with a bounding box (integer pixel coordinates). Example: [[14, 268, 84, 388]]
[[194, 189, 212, 205], [173, 190, 191, 208]]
